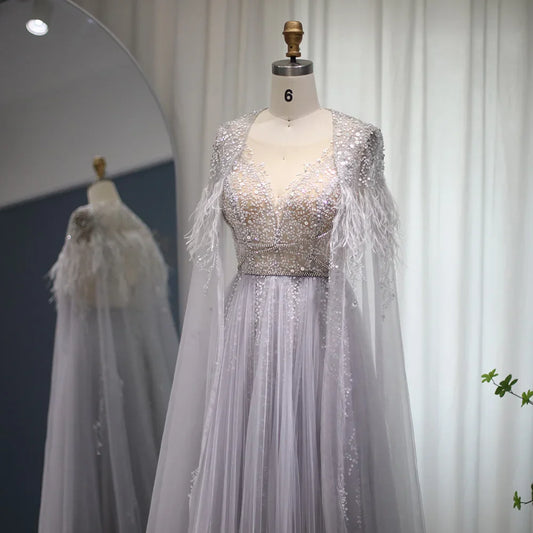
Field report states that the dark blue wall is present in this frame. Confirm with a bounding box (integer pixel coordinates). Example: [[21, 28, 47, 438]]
[[0, 160, 178, 532]]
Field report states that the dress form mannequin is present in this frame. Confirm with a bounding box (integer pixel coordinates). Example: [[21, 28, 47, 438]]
[[41, 156, 177, 533], [246, 21, 332, 199], [85, 157, 138, 304], [87, 156, 121, 205]]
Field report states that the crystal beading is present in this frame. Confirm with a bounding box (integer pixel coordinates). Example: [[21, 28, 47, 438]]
[[222, 142, 339, 278], [187, 108, 399, 303]]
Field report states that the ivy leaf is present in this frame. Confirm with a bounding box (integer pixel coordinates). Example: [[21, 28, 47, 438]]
[[513, 491, 522, 510], [521, 390, 533, 407], [495, 374, 518, 397], [481, 369, 498, 383]]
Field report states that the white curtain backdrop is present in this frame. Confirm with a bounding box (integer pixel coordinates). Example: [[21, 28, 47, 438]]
[[76, 1, 533, 531]]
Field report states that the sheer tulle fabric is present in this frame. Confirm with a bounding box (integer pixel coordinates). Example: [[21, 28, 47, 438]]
[[148, 110, 425, 532], [39, 203, 178, 533], [189, 274, 328, 531]]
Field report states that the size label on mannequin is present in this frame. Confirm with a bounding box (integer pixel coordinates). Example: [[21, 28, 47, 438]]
[[284, 89, 293, 102]]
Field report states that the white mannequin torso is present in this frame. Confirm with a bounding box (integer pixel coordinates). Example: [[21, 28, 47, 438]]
[[246, 72, 332, 199], [87, 179, 121, 205], [86, 179, 138, 301]]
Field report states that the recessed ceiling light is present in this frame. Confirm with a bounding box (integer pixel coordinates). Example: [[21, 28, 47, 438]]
[[26, 19, 49, 36]]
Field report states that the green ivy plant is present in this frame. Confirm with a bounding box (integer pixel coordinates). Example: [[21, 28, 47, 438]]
[[481, 369, 533, 509]]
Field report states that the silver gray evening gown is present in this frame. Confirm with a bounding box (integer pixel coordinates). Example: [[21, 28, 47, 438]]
[[148, 109, 426, 533]]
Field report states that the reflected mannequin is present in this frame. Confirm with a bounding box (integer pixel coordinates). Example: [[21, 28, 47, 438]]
[[88, 156, 121, 205], [39, 161, 178, 532]]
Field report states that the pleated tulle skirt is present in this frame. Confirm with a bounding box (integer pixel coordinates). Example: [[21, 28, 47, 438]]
[[39, 295, 177, 533], [188, 273, 329, 532]]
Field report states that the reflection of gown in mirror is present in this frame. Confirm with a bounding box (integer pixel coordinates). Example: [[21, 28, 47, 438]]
[[148, 110, 425, 533], [39, 201, 178, 533]]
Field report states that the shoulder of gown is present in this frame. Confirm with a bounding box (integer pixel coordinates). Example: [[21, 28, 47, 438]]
[[213, 108, 384, 187], [326, 109, 399, 292], [51, 202, 167, 304]]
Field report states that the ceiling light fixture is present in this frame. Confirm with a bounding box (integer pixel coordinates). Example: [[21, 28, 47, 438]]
[[26, 19, 49, 36], [26, 0, 53, 36]]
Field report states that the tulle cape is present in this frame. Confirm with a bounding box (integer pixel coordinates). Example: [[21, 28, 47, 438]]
[[39, 202, 178, 533], [148, 109, 425, 532]]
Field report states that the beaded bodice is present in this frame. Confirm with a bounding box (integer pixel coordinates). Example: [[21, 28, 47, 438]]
[[187, 108, 398, 291], [222, 142, 340, 277]]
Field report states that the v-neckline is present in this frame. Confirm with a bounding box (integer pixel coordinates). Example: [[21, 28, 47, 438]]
[[241, 141, 334, 210], [242, 108, 335, 211]]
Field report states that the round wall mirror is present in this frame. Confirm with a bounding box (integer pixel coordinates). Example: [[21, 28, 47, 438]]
[[0, 1, 178, 530]]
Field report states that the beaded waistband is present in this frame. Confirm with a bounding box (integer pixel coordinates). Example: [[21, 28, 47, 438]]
[[238, 265, 328, 278], [233, 236, 330, 278]]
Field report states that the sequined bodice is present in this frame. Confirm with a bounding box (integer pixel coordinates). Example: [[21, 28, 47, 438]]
[[222, 143, 340, 277]]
